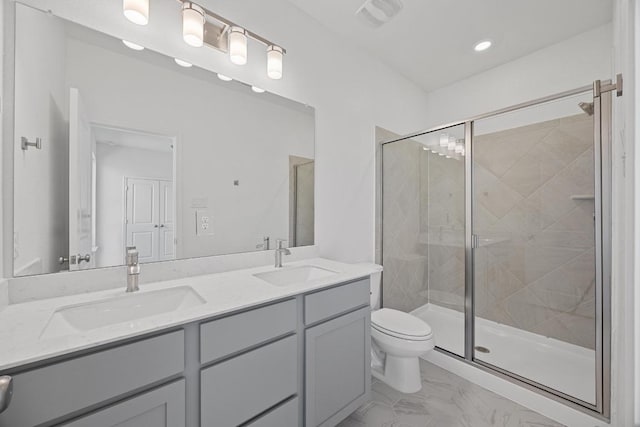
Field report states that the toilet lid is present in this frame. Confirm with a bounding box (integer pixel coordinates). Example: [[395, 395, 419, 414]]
[[371, 308, 432, 339]]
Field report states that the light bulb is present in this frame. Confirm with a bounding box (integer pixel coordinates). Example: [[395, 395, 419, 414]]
[[217, 73, 233, 82], [123, 0, 148, 25], [439, 133, 449, 147], [251, 86, 265, 93], [229, 27, 248, 65], [267, 45, 283, 79], [122, 40, 144, 51], [174, 58, 192, 68], [182, 2, 205, 48], [448, 136, 456, 151]]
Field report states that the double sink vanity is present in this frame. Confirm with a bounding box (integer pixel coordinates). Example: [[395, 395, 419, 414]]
[[0, 258, 380, 427]]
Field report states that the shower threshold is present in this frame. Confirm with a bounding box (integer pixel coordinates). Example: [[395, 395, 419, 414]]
[[412, 303, 596, 404]]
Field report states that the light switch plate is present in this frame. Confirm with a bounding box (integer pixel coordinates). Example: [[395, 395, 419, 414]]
[[196, 210, 214, 236]]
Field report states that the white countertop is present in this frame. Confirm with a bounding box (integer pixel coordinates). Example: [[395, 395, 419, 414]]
[[0, 258, 381, 372]]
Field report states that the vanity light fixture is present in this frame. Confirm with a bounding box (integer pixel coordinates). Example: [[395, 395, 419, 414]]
[[217, 73, 233, 81], [122, 39, 145, 51], [447, 136, 456, 151], [229, 27, 248, 65], [123, 0, 149, 25], [439, 133, 449, 147], [182, 2, 205, 47], [251, 86, 265, 93], [474, 40, 492, 52], [267, 45, 284, 79], [122, 1, 287, 79], [174, 58, 193, 67]]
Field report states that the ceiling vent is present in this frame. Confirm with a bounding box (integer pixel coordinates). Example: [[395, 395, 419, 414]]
[[355, 0, 403, 28]]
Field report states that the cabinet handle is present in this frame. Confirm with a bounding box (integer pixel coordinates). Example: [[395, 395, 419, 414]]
[[0, 376, 13, 413]]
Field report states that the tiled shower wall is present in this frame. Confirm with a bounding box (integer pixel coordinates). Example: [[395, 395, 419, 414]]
[[382, 114, 595, 349], [472, 114, 595, 349]]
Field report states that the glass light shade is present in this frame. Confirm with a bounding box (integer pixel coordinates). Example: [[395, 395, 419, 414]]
[[267, 45, 283, 79], [229, 27, 248, 65], [217, 73, 233, 82], [251, 86, 265, 93], [123, 0, 149, 25], [182, 3, 205, 48], [455, 142, 464, 153], [448, 136, 456, 151], [439, 133, 449, 147]]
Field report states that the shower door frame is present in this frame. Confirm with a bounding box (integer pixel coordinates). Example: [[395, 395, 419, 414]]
[[376, 82, 613, 419]]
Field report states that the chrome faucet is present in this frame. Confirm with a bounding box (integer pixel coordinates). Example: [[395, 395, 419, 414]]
[[274, 239, 291, 268], [126, 246, 140, 292]]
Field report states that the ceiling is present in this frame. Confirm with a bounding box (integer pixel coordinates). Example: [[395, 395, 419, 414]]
[[287, 0, 612, 92]]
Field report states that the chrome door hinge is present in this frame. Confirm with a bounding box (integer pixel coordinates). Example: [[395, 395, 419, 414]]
[[471, 234, 480, 248]]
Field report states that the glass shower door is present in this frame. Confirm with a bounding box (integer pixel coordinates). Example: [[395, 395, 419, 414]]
[[471, 92, 599, 405], [381, 124, 466, 357]]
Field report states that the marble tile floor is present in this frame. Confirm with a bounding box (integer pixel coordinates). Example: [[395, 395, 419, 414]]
[[337, 360, 564, 427]]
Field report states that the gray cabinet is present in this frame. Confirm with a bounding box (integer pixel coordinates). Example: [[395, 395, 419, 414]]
[[305, 307, 371, 427], [61, 380, 185, 427], [0, 331, 184, 427], [201, 335, 298, 427], [0, 277, 372, 427]]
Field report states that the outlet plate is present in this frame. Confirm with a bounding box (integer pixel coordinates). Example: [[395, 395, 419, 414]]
[[196, 210, 214, 236]]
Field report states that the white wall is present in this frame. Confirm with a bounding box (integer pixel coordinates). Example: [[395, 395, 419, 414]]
[[422, 24, 613, 128], [12, 5, 68, 275], [95, 143, 172, 267], [9, 0, 432, 267]]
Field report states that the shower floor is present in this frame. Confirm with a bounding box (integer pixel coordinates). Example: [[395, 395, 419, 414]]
[[412, 303, 596, 404]]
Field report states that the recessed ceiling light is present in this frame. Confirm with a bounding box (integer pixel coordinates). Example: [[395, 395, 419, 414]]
[[122, 40, 144, 51], [474, 40, 492, 52], [217, 73, 233, 82], [251, 86, 265, 93], [174, 58, 193, 68]]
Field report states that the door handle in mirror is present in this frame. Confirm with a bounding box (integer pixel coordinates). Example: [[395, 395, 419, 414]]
[[0, 376, 13, 413], [76, 254, 91, 263], [58, 256, 69, 265], [160, 224, 165, 228], [154, 224, 159, 228]]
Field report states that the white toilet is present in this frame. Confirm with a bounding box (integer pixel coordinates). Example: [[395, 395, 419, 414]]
[[369, 271, 434, 393]]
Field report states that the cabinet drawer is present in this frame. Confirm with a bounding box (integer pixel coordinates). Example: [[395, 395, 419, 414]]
[[200, 299, 297, 364], [201, 335, 298, 427], [0, 330, 184, 427], [304, 278, 369, 325], [246, 397, 299, 427], [61, 380, 185, 427]]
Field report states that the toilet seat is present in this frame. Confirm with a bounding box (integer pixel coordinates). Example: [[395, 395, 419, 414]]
[[371, 308, 432, 341]]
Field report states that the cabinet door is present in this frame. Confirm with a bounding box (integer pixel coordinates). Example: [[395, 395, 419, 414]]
[[62, 380, 185, 427], [305, 307, 370, 427]]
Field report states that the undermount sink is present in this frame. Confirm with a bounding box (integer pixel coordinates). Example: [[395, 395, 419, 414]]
[[254, 265, 338, 287], [41, 286, 205, 338]]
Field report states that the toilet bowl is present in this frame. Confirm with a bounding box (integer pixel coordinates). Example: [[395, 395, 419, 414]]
[[368, 270, 435, 393], [371, 308, 434, 393]]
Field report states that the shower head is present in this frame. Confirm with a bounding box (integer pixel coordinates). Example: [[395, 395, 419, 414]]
[[579, 102, 594, 116]]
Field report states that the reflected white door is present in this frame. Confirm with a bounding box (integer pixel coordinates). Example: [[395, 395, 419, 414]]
[[158, 180, 175, 261], [125, 178, 160, 263], [125, 178, 174, 263], [69, 88, 96, 271]]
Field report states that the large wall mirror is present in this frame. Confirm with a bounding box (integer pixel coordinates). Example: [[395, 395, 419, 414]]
[[11, 4, 315, 277]]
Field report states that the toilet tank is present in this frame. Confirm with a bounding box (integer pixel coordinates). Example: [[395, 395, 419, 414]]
[[369, 270, 382, 309]]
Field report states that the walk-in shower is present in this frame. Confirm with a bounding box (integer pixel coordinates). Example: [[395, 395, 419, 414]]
[[377, 79, 619, 418]]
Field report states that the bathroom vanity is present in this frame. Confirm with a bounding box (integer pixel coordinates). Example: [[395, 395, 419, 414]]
[[0, 259, 377, 427]]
